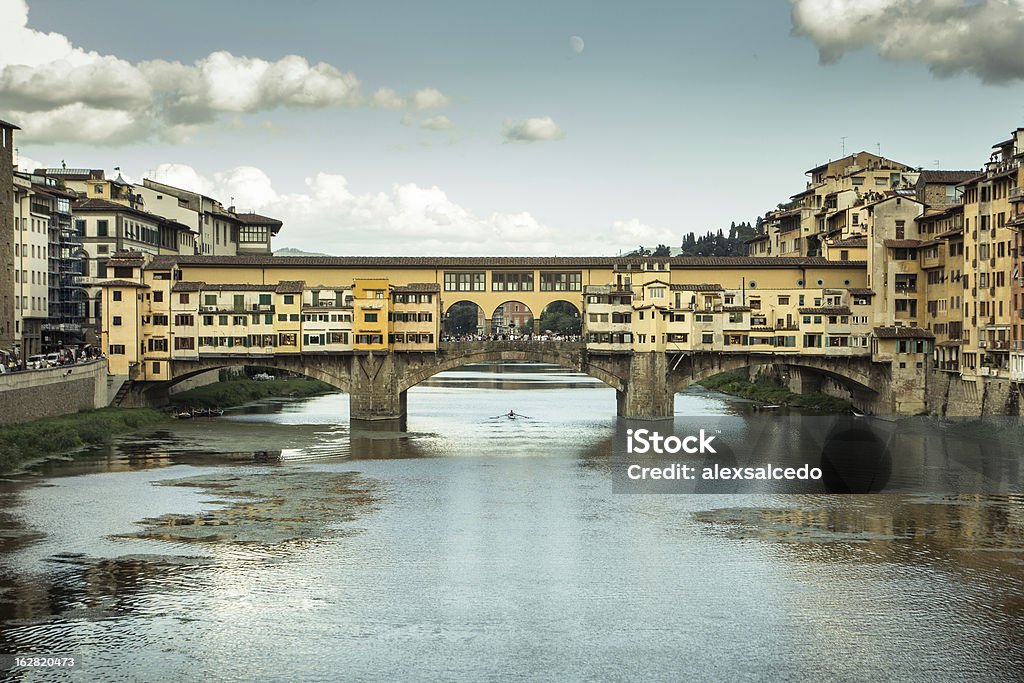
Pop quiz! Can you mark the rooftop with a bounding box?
[874,326,934,339]
[144,255,868,271]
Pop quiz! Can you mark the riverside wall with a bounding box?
[0,360,109,425]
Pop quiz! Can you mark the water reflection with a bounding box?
[0,362,1021,680]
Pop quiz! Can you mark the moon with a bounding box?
[570,35,585,54]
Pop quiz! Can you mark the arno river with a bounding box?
[1,363,1022,681]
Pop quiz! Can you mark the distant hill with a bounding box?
[274,247,330,257]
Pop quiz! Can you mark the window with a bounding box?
[153,315,168,326]
[96,220,108,237]
[174,314,194,326]
[112,290,122,302]
[364,312,379,323]
[112,316,122,326]
[279,333,297,346]
[701,333,714,344]
[777,296,789,305]
[148,338,168,352]
[896,220,906,239]
[284,295,295,304]
[259,294,271,306]
[492,271,534,291]
[108,344,125,354]
[444,272,486,291]
[179,293,190,304]
[219,315,228,325]
[204,294,217,306]
[649,286,665,298]
[540,272,582,291]
[153,291,163,303]
[174,337,195,350]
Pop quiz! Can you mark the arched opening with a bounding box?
[490,301,534,337]
[443,300,485,337]
[538,300,581,336]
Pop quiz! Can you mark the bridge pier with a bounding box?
[349,353,407,426]
[617,352,674,419]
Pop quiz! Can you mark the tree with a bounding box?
[652,244,671,256]
[444,302,481,335]
[539,301,580,335]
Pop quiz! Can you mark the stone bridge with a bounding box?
[123,341,913,423]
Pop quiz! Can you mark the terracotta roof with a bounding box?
[171,281,206,292]
[883,239,922,249]
[236,212,284,231]
[799,307,852,316]
[0,119,20,129]
[917,239,942,248]
[722,306,751,312]
[744,233,770,243]
[392,282,441,293]
[275,280,305,294]
[917,170,979,184]
[849,288,875,297]
[97,279,149,288]
[874,326,934,339]
[936,340,964,347]
[749,327,775,333]
[935,227,964,239]
[144,255,866,270]
[180,282,278,292]
[830,237,867,248]
[72,197,192,230]
[669,284,724,292]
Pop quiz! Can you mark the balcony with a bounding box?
[1011,186,1024,202]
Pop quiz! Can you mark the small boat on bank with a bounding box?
[174,410,193,419]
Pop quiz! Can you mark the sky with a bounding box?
[3,0,1024,256]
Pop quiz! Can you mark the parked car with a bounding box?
[45,352,61,366]
[27,354,46,369]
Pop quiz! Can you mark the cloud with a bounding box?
[419,115,455,131]
[790,0,1024,83]
[610,219,676,248]
[502,116,565,143]
[147,163,565,255]
[0,0,451,143]
[370,87,405,109]
[412,87,452,110]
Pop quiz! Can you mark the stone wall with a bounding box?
[927,368,1023,416]
[0,360,109,425]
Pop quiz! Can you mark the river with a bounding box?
[0,362,1022,682]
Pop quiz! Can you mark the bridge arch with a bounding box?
[397,343,628,394]
[167,357,352,394]
[489,301,534,336]
[669,353,878,398]
[442,300,485,335]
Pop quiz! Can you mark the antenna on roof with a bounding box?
[875,143,881,155]
[840,136,847,156]
[934,160,940,168]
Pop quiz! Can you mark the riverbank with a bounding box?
[169,377,334,409]
[0,408,168,473]
[697,369,853,413]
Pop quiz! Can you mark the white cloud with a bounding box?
[13,152,47,173]
[0,0,452,143]
[420,115,454,131]
[502,116,565,143]
[148,163,566,255]
[370,87,405,109]
[412,87,452,110]
[610,218,676,250]
[791,0,1024,83]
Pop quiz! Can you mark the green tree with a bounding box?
[539,301,581,335]
[652,244,671,256]
[444,302,481,335]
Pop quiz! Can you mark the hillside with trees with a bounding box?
[626,220,761,258]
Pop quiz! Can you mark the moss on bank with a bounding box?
[0,408,168,473]
[697,369,853,414]
[169,377,334,409]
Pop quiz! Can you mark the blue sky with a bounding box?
[4,0,1024,255]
